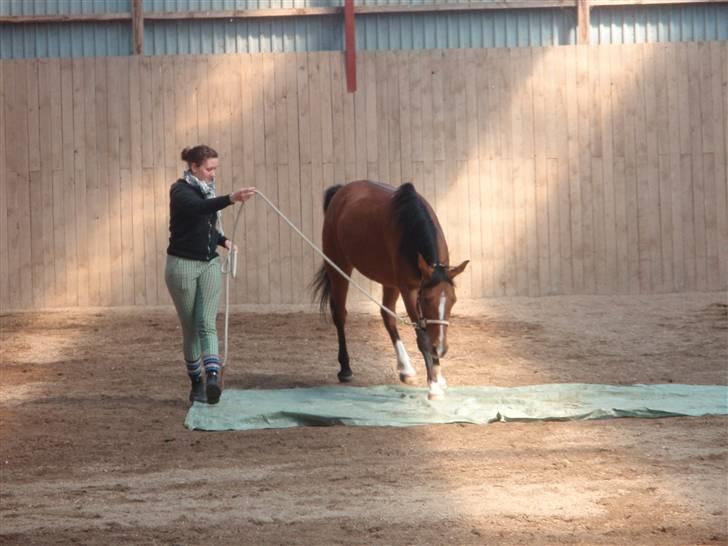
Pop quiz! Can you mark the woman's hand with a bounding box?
[230,187,256,204]
[224,239,238,252]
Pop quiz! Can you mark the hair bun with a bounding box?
[180,147,190,162]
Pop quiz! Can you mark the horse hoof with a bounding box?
[399,373,417,385]
[338,372,353,383]
[427,391,445,401]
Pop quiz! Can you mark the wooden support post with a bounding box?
[344,0,357,93]
[577,0,590,45]
[132,0,144,55]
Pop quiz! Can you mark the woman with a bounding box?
[166,144,255,405]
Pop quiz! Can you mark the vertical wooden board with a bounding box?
[81,58,101,306]
[587,46,606,295]
[634,44,652,293]
[564,46,582,293]
[262,54,281,304]
[666,44,684,291]
[488,158,506,296]
[28,169,44,307]
[45,61,63,304]
[339,55,356,181]
[711,42,728,289]
[150,58,169,305]
[308,54,326,291]
[532,50,550,296]
[475,51,488,163]
[678,44,697,291]
[128,57,146,304]
[26,61,44,307]
[228,56,244,304]
[431,50,445,166]
[420,52,435,204]
[104,58,122,306]
[114,58,133,306]
[238,55,256,302]
[543,51,561,295]
[621,46,640,294]
[480,159,495,296]
[546,156,562,295]
[195,56,209,146]
[60,58,77,307]
[464,51,482,297]
[396,52,411,183]
[364,53,379,179]
[10,63,32,309]
[374,52,390,183]
[286,54,302,301]
[316,53,334,259]
[26,61,41,174]
[142,167,158,305]
[329,53,346,183]
[352,54,367,178]
[575,45,594,294]
[698,44,717,290]
[643,43,663,293]
[598,45,616,295]
[72,59,89,307]
[555,47,572,295]
[385,51,401,183]
[688,43,707,291]
[654,45,673,292]
[250,54,268,303]
[94,57,112,305]
[270,55,291,304]
[611,54,629,293]
[412,52,424,166]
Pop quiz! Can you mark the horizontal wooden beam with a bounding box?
[143,7,342,20]
[0,0,725,24]
[0,13,130,24]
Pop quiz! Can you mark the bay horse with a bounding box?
[312,180,468,400]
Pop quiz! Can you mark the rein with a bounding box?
[221,189,447,366]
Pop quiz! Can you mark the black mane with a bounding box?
[392,183,443,277]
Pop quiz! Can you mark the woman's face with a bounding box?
[190,157,219,182]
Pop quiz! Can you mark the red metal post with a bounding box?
[344,0,356,93]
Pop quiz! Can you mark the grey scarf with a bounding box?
[183,169,224,235]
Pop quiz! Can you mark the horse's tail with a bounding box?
[323,184,342,212]
[311,185,341,318]
[311,262,331,317]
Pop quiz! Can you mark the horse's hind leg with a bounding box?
[381,286,416,385]
[328,266,354,382]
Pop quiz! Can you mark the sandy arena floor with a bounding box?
[1,292,726,545]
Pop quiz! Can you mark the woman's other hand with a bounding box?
[224,239,238,252]
[230,187,256,203]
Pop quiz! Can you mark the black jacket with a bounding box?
[167,180,232,262]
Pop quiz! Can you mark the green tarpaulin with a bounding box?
[184,383,728,431]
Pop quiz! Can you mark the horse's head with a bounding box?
[416,254,469,359]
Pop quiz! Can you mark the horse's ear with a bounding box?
[449,260,469,279]
[417,254,434,280]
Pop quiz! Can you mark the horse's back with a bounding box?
[322,180,400,283]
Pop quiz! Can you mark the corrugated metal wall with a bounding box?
[1,1,727,58]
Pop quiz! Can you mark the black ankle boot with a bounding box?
[189,378,206,403]
[206,372,221,405]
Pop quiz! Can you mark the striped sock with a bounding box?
[186,358,202,381]
[203,355,221,376]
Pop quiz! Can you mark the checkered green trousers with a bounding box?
[165,255,222,362]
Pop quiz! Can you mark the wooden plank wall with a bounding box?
[1,42,726,311]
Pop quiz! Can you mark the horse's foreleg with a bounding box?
[402,288,442,399]
[328,270,353,383]
[381,287,416,385]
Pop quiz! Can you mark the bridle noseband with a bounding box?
[415,263,451,331]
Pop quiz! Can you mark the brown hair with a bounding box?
[180,145,218,166]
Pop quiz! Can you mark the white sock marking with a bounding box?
[395,340,416,376]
